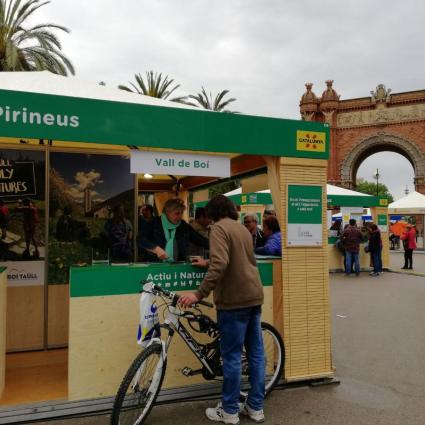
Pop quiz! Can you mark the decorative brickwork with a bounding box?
[299,83,425,193]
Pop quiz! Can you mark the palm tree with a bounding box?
[0,0,74,75]
[118,71,187,103]
[188,87,237,112]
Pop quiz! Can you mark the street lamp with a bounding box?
[373,168,380,196]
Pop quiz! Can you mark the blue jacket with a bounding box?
[254,232,282,256]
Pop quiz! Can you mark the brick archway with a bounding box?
[340,132,425,189]
[299,81,425,194]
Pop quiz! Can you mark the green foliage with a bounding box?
[187,87,238,112]
[0,0,74,74]
[118,71,187,102]
[208,179,240,198]
[356,179,394,202]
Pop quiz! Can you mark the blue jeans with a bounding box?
[371,249,382,273]
[217,306,265,414]
[345,250,360,275]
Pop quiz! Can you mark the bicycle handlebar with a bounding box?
[142,281,213,308]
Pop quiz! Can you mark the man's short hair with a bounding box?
[349,218,356,226]
[143,204,154,214]
[243,213,258,224]
[194,207,207,220]
[163,198,186,213]
[206,195,238,222]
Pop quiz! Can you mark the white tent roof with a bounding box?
[326,184,371,197]
[0,71,197,110]
[388,191,425,214]
[224,184,371,198]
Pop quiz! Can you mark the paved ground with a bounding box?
[389,250,425,274]
[33,271,425,425]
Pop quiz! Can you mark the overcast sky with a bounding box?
[34,0,422,200]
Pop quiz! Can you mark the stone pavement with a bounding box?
[389,250,425,275]
[32,271,425,425]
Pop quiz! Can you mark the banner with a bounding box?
[131,150,230,177]
[287,184,323,246]
[0,260,45,286]
[0,159,36,197]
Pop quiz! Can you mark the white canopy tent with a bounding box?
[388,191,425,214]
[0,71,197,110]
[224,184,372,198]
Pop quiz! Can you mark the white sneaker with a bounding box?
[206,403,240,424]
[239,403,265,423]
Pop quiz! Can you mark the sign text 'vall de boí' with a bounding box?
[130,150,230,178]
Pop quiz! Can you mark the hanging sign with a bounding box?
[0,159,36,197]
[287,184,323,246]
[130,151,230,177]
[377,214,388,232]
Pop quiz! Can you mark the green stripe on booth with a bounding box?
[0,89,329,159]
[70,261,274,298]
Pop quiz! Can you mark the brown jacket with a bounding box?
[196,217,264,310]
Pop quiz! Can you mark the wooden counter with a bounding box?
[68,260,280,401]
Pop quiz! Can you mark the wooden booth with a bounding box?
[0,71,332,418]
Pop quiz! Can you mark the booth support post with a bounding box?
[279,157,333,381]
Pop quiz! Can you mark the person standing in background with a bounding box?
[401,224,417,269]
[368,224,382,276]
[342,219,362,276]
[243,213,265,249]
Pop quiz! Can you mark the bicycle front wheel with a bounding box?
[240,322,285,398]
[110,343,166,425]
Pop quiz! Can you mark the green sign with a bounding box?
[0,88,329,159]
[70,262,273,298]
[378,214,387,225]
[287,185,323,246]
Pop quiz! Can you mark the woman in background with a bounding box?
[368,224,382,276]
[254,215,282,257]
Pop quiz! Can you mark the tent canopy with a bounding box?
[0,71,329,158]
[388,191,425,214]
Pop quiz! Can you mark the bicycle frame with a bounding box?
[154,302,217,377]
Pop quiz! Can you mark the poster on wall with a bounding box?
[2,260,45,286]
[48,153,134,284]
[341,207,363,228]
[0,150,46,276]
[287,184,323,246]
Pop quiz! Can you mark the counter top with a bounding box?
[70,260,279,298]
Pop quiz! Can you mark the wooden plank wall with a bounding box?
[0,270,6,398]
[6,286,44,351]
[279,157,333,381]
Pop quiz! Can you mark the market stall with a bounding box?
[0,71,331,413]
[389,191,425,250]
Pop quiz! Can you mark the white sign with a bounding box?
[287,224,322,246]
[131,151,230,177]
[341,207,363,228]
[0,260,45,286]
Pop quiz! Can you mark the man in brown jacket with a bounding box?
[179,195,265,424]
[341,218,363,276]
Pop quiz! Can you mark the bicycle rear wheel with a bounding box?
[110,343,166,425]
[240,322,284,398]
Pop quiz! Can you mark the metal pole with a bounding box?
[376,168,379,196]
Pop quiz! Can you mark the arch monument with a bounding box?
[299,81,425,194]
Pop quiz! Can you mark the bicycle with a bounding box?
[110,281,285,425]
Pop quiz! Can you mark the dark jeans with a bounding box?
[345,250,360,275]
[217,305,265,414]
[371,249,382,273]
[404,249,413,268]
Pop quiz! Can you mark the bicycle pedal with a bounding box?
[181,367,192,376]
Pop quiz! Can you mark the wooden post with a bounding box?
[279,157,333,381]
